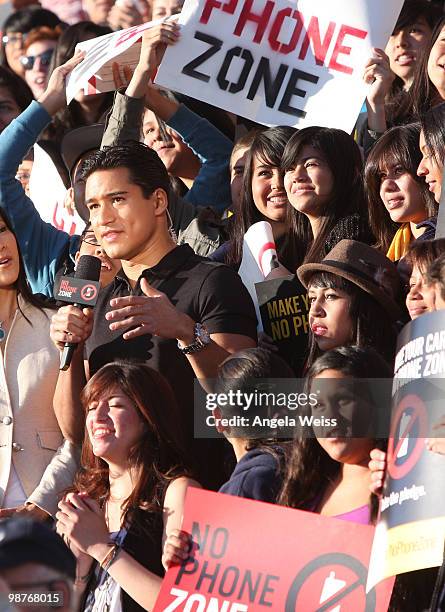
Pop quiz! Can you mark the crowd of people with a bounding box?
[1,0,445,610]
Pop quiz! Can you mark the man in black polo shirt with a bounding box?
[50,141,257,488]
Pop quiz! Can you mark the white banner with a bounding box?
[155,0,404,131]
[29,144,85,236]
[65,18,170,103]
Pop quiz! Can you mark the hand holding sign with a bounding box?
[363,48,394,107]
[425,415,445,455]
[137,21,181,75]
[368,448,387,497]
[38,50,86,116]
[162,529,193,569]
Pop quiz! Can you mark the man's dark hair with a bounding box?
[79,141,171,199]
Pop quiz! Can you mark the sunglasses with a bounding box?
[20,49,53,71]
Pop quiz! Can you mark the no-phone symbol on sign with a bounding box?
[387,394,428,480]
[285,552,377,611]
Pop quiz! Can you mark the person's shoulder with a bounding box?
[164,476,202,504]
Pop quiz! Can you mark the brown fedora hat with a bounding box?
[297,240,403,321]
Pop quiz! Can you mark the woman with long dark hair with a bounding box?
[224,126,302,271]
[365,123,437,259]
[297,240,403,368]
[417,101,445,204]
[278,346,391,524]
[282,127,374,265]
[366,13,445,141]
[0,207,77,519]
[56,361,200,611]
[360,0,436,148]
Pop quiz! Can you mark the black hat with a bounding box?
[0,518,76,579]
[61,124,104,221]
[61,123,104,178]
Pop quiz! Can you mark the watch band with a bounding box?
[177,323,210,355]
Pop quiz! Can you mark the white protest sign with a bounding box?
[155,0,404,131]
[66,17,172,103]
[238,220,278,331]
[29,144,85,236]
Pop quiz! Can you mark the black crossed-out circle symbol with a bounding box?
[285,552,376,611]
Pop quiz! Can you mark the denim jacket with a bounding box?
[0,101,79,296]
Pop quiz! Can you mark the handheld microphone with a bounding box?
[54,254,101,371]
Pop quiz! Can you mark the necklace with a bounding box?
[0,308,17,343]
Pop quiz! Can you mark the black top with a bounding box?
[324,213,374,257]
[86,244,258,488]
[84,507,165,612]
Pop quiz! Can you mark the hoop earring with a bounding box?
[166,208,178,243]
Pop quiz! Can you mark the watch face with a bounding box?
[196,323,211,344]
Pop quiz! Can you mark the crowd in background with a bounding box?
[1,0,445,610]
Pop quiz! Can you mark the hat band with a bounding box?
[320,259,383,292]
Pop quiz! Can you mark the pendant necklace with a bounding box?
[0,322,5,342]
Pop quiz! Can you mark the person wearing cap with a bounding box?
[0,517,76,612]
[297,240,405,368]
[0,52,122,297]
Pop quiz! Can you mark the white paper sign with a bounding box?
[66,18,167,103]
[155,0,404,131]
[29,144,85,237]
[238,221,278,331]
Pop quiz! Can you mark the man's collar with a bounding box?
[114,244,195,289]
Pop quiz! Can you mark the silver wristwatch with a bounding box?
[177,323,211,355]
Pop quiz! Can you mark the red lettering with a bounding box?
[60,279,70,291]
[200,0,238,24]
[234,0,274,44]
[115,25,141,47]
[329,24,367,75]
[298,16,336,65]
[268,8,303,54]
[52,204,64,231]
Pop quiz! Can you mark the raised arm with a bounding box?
[0,53,84,296]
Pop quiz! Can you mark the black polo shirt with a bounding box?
[85,244,257,488]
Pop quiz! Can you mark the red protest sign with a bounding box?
[387,393,429,481]
[154,488,393,611]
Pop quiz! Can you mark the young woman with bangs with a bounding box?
[282,127,374,265]
[365,123,437,260]
[297,240,403,369]
[217,125,303,272]
[359,0,436,151]
[55,361,200,611]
